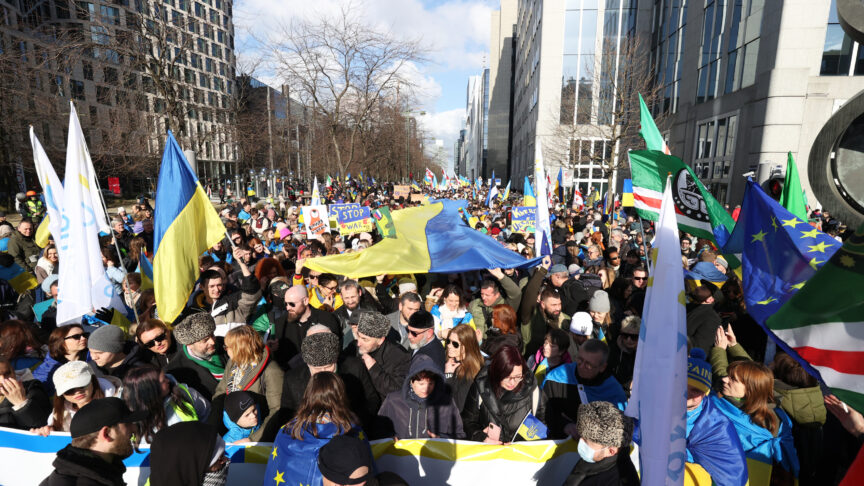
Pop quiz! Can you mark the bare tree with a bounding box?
[546,36,664,205]
[268,4,427,180]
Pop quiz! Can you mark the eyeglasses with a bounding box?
[632,276,646,281]
[577,357,603,370]
[502,374,524,385]
[141,332,167,349]
[324,285,338,291]
[407,328,428,337]
[444,339,460,349]
[64,332,90,341]
[621,333,639,342]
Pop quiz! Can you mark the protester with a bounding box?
[33,324,89,394]
[148,421,230,486]
[270,284,341,369]
[0,357,51,430]
[405,309,445,368]
[463,345,539,444]
[213,325,283,442]
[355,311,411,401]
[189,248,261,326]
[39,398,143,486]
[467,269,522,337]
[222,390,259,443]
[122,365,211,444]
[481,303,523,357]
[386,292,422,350]
[135,319,178,370]
[34,360,121,435]
[35,245,59,284]
[309,273,344,311]
[318,435,409,486]
[444,324,484,413]
[8,220,39,272]
[0,319,44,375]
[376,354,465,439]
[528,327,571,385]
[87,325,141,380]
[566,312,593,360]
[687,286,722,354]
[334,279,380,336]
[607,316,639,387]
[430,284,475,340]
[166,313,227,398]
[560,401,639,485]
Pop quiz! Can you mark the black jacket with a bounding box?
[375,354,464,440]
[140,339,179,370]
[39,445,126,486]
[271,307,341,369]
[562,453,640,486]
[0,379,51,429]
[366,340,411,402]
[462,366,539,442]
[412,338,445,371]
[165,343,226,399]
[607,340,636,387]
[280,355,381,429]
[686,303,721,354]
[89,342,144,381]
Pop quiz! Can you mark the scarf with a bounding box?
[183,345,225,379]
[202,460,229,486]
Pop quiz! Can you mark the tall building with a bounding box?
[463,69,489,179]
[454,129,467,176]
[507,0,643,195]
[488,0,518,181]
[650,0,864,207]
[0,0,237,188]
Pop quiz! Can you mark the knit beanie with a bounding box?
[224,391,256,423]
[569,312,593,336]
[688,348,712,394]
[589,290,610,313]
[88,325,126,353]
[357,312,391,339]
[577,401,633,449]
[173,312,216,345]
[301,332,340,367]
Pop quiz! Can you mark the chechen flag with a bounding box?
[766,224,864,414]
[639,93,671,155]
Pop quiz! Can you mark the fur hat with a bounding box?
[620,316,641,335]
[301,332,340,367]
[357,312,391,339]
[688,348,712,394]
[173,312,216,345]
[577,401,633,449]
[88,325,125,353]
[408,310,434,330]
[589,290,610,313]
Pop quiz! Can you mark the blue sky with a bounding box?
[233,0,498,168]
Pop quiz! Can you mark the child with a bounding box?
[222,391,259,444]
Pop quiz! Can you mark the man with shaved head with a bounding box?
[269,285,341,370]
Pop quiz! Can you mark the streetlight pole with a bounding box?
[266,87,275,197]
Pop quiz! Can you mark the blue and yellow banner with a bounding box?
[0,262,38,293]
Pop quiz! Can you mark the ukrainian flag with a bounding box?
[139,253,154,291]
[0,262,38,293]
[411,181,421,192]
[523,176,536,206]
[305,200,541,278]
[516,412,548,441]
[152,131,226,324]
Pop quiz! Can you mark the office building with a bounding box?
[463,69,489,180]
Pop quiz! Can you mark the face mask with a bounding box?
[577,438,601,463]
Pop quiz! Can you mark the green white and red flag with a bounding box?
[638,93,671,155]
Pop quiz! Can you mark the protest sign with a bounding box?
[393,185,410,199]
[511,206,537,233]
[373,206,396,238]
[301,205,329,239]
[328,202,360,219]
[410,193,425,203]
[336,205,373,235]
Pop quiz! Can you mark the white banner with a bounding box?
[30,127,64,241]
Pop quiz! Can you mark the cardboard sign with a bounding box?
[373,206,396,238]
[336,205,373,235]
[393,185,410,199]
[301,205,330,239]
[410,193,425,203]
[511,206,537,233]
[329,202,360,219]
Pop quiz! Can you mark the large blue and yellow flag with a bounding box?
[152,131,226,324]
[516,412,548,441]
[305,200,542,278]
[138,253,154,291]
[555,168,564,201]
[522,176,536,206]
[0,262,38,294]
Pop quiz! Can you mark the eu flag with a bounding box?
[516,412,548,441]
[721,179,839,351]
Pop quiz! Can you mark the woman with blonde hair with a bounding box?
[213,325,283,441]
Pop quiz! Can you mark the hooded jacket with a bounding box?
[213,348,283,442]
[39,445,126,486]
[462,365,540,442]
[376,354,464,440]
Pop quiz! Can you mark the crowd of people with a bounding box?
[0,181,861,486]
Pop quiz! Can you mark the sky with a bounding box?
[233,0,498,171]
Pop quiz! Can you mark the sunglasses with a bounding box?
[141,332,167,349]
[633,276,646,281]
[610,256,620,260]
[64,332,90,341]
[444,339,460,349]
[621,333,639,341]
[308,275,320,280]
[286,301,298,308]
[407,329,428,337]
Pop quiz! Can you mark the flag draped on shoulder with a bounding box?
[780,152,808,222]
[57,102,115,325]
[638,93,671,154]
[625,177,688,486]
[534,142,552,256]
[629,150,735,247]
[152,131,226,324]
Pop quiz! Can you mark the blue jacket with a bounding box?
[264,422,366,486]
[222,408,259,444]
[713,394,800,476]
[687,395,748,486]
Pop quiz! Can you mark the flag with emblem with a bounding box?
[766,222,864,414]
[515,411,548,441]
[629,150,736,247]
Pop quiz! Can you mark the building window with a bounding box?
[694,114,737,194]
[821,19,854,74]
[82,61,93,80]
[696,0,726,103]
[100,5,120,25]
[97,86,113,105]
[70,79,85,100]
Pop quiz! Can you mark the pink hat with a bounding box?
[279,227,292,240]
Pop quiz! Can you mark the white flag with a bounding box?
[311,177,320,206]
[533,141,552,256]
[625,177,688,485]
[29,127,64,239]
[56,102,115,325]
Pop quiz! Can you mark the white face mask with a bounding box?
[577,438,603,463]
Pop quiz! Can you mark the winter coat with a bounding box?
[164,344,226,399]
[467,276,522,336]
[412,338,446,371]
[213,348,283,442]
[386,311,411,350]
[139,339,179,371]
[188,273,262,326]
[222,407,259,443]
[280,355,381,429]
[39,445,126,486]
[686,303,721,354]
[607,339,636,387]
[88,342,144,381]
[561,453,640,486]
[376,354,465,440]
[270,307,341,369]
[0,378,51,429]
[481,329,523,358]
[536,365,627,439]
[365,340,411,402]
[462,366,540,442]
[8,230,40,272]
[519,267,571,357]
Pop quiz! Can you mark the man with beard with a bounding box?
[387,292,422,350]
[40,397,144,486]
[166,313,227,398]
[355,312,410,401]
[334,279,381,345]
[519,257,571,358]
[270,285,341,369]
[405,310,444,369]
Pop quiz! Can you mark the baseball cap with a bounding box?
[70,397,147,438]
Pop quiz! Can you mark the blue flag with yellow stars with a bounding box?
[721,179,840,328]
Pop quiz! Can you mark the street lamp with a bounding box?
[403,110,426,182]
